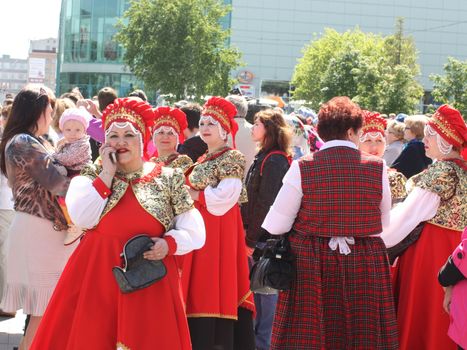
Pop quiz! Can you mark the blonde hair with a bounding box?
[404,115,429,139]
[387,120,405,140]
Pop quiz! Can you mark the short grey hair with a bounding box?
[226,95,248,118]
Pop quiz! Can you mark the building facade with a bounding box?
[57,0,139,98]
[0,55,28,102]
[229,0,467,97]
[57,0,467,100]
[28,38,58,92]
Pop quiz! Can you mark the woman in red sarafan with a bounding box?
[382,104,467,350]
[182,96,256,350]
[262,96,398,349]
[358,110,407,205]
[150,106,193,172]
[30,97,206,350]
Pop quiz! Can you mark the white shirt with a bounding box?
[204,178,243,216]
[381,187,439,247]
[66,176,206,255]
[262,140,392,253]
[0,174,13,210]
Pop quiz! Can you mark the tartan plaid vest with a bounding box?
[293,146,384,237]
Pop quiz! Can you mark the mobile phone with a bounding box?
[109,152,117,164]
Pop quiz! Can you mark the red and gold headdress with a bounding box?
[102,97,155,158]
[361,110,387,137]
[202,96,238,147]
[429,104,467,148]
[153,106,188,144]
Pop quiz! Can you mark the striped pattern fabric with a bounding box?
[271,234,398,350]
[293,147,383,237]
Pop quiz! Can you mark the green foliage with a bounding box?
[116,0,241,100]
[383,17,419,70]
[430,57,467,119]
[377,65,423,115]
[291,19,423,114]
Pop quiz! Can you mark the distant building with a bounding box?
[0,55,28,102]
[57,0,467,102]
[229,1,467,98]
[28,38,58,92]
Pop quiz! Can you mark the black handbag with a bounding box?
[387,222,425,265]
[112,234,167,293]
[249,233,296,294]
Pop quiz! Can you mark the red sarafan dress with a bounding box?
[182,147,255,319]
[389,159,467,350]
[31,163,203,350]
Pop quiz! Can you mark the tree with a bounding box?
[291,20,423,114]
[430,57,467,119]
[116,0,242,100]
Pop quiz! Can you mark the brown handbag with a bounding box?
[387,222,425,264]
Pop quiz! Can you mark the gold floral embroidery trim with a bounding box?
[203,106,230,130]
[237,290,253,307]
[154,117,181,134]
[362,121,385,134]
[105,108,146,136]
[431,112,463,145]
[187,312,239,320]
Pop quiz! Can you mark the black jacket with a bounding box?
[438,255,465,287]
[241,150,290,248]
[178,136,207,163]
[391,139,432,179]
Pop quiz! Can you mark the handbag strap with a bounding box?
[260,151,292,176]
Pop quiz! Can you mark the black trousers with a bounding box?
[188,308,255,350]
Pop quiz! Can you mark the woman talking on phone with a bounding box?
[30,97,205,350]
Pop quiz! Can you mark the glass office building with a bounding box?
[58,0,467,101]
[57,0,139,97]
[57,0,234,98]
[229,0,467,98]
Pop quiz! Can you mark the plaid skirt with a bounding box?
[271,234,398,350]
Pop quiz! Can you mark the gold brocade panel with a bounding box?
[388,170,407,203]
[151,154,193,173]
[80,163,194,230]
[408,160,467,231]
[188,149,247,203]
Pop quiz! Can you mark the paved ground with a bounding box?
[0,310,25,350]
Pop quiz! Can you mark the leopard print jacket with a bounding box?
[5,133,70,230]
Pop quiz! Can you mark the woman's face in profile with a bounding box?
[251,118,266,143]
[36,103,53,136]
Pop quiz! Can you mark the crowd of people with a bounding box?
[0,84,465,350]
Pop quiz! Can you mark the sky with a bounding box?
[1,0,62,59]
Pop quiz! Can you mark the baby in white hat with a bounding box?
[54,107,92,176]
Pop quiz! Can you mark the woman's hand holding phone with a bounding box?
[99,143,117,187]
